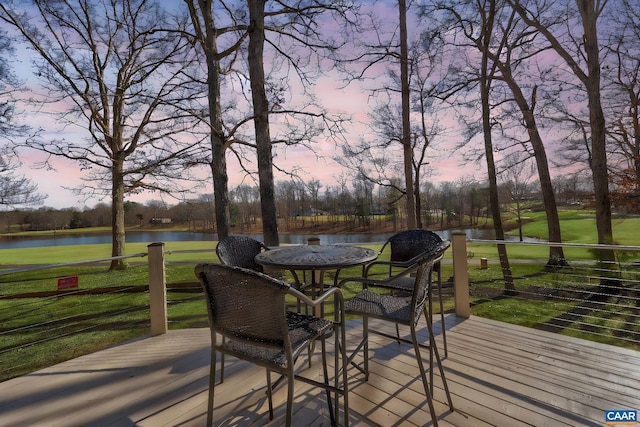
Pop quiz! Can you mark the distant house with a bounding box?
[150,217,172,224]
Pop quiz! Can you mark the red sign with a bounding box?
[57,275,79,290]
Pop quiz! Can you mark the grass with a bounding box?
[2,209,640,381]
[470,297,576,327]
[1,226,114,236]
[0,240,218,265]
[512,209,640,245]
[463,259,640,349]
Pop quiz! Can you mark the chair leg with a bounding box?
[346,316,369,380]
[339,320,350,427]
[266,369,274,420]
[427,277,435,395]
[207,348,216,426]
[220,335,225,383]
[320,337,337,426]
[425,309,454,412]
[411,325,440,426]
[363,316,370,380]
[286,370,295,427]
[436,264,448,358]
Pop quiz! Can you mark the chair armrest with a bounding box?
[339,261,421,290]
[288,286,342,307]
[288,286,345,322]
[363,258,417,279]
[365,242,448,277]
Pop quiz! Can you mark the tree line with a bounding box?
[2,172,596,235]
[0,1,638,277]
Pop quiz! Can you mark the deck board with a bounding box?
[1,315,639,426]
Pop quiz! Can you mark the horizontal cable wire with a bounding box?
[470,240,640,347]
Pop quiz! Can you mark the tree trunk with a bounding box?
[248,0,279,246]
[526,113,567,266]
[578,0,616,283]
[580,2,609,238]
[185,0,231,240]
[209,57,230,241]
[482,0,514,292]
[634,103,640,186]
[478,5,567,267]
[110,158,126,270]
[511,0,616,283]
[415,173,423,229]
[414,135,423,228]
[399,0,416,229]
[510,83,567,266]
[631,97,640,185]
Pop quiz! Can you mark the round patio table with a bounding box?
[255,244,378,291]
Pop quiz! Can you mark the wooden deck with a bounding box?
[1,315,639,426]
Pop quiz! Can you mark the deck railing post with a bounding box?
[307,237,322,316]
[308,236,321,283]
[452,231,470,318]
[148,242,168,335]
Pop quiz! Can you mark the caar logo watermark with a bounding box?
[606,410,638,425]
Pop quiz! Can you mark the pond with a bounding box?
[0,228,532,250]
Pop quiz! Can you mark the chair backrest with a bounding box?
[387,229,449,263]
[216,236,269,272]
[410,257,436,326]
[195,263,289,347]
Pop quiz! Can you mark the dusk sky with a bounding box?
[14,72,478,210]
[5,1,530,210]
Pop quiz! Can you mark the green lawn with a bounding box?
[513,209,640,245]
[1,210,639,382]
[0,240,218,265]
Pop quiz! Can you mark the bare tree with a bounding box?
[437,0,567,266]
[307,178,322,224]
[186,1,355,245]
[246,0,279,246]
[0,149,45,208]
[478,0,515,291]
[184,0,247,241]
[335,1,421,229]
[0,30,22,140]
[429,0,514,290]
[500,153,535,242]
[0,30,44,209]
[337,29,447,229]
[1,0,200,269]
[510,0,616,274]
[409,31,448,228]
[230,184,260,232]
[602,0,640,213]
[251,0,358,244]
[399,0,416,228]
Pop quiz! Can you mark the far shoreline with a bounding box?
[1,220,492,239]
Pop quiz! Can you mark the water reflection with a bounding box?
[0,231,214,249]
[0,227,539,250]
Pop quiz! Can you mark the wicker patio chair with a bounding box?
[365,229,450,356]
[215,235,269,272]
[339,253,454,426]
[214,235,271,382]
[195,263,349,427]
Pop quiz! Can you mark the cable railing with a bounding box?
[1,236,639,382]
[0,251,152,381]
[456,234,640,349]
